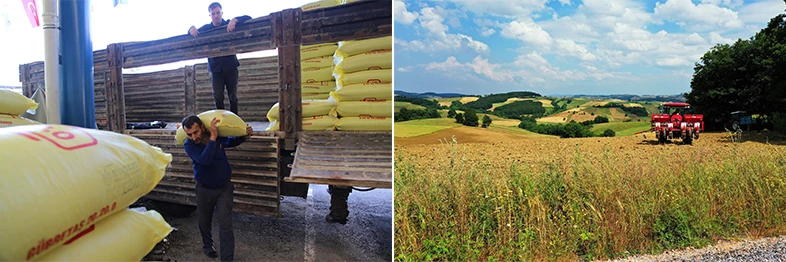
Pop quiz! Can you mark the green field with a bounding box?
[591,121,651,136]
[394,102,426,112]
[394,118,460,138]
[566,98,589,109]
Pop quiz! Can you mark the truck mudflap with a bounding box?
[286,131,392,188]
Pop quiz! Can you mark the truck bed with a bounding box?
[286,131,392,188]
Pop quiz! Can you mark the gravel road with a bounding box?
[606,236,786,262]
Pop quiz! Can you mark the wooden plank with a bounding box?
[121,18,276,69]
[275,9,303,141]
[289,131,392,188]
[106,44,126,133]
[185,65,196,116]
[300,0,392,45]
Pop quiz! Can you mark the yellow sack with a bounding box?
[302,92,331,100]
[301,43,338,60]
[301,55,334,69]
[303,115,338,131]
[267,100,337,122]
[265,115,338,131]
[334,49,392,75]
[337,69,392,87]
[331,83,392,102]
[265,120,278,131]
[301,0,341,11]
[336,116,392,131]
[302,66,334,83]
[344,0,363,3]
[0,124,172,261]
[175,110,248,146]
[0,114,41,128]
[36,209,173,262]
[335,36,393,58]
[0,89,38,115]
[302,81,336,93]
[334,100,392,117]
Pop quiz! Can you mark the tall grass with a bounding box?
[394,138,786,261]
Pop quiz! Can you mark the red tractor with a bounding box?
[650,102,704,144]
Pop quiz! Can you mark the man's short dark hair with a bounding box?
[182,115,203,130]
[208,2,222,10]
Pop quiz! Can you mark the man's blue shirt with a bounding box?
[184,136,247,188]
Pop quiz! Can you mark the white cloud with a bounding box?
[394,0,419,25]
[501,19,553,48]
[448,0,550,18]
[419,7,448,34]
[467,56,514,82]
[559,0,571,5]
[654,0,744,30]
[397,5,490,53]
[685,33,707,45]
[481,28,496,37]
[425,56,463,71]
[708,32,735,45]
[737,0,785,24]
[700,0,744,8]
[556,39,597,61]
[397,66,414,72]
[656,57,692,67]
[395,38,427,51]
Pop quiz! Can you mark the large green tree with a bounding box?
[686,14,786,130]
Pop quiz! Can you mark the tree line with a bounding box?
[685,13,786,132]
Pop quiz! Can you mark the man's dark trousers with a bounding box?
[196,181,234,261]
[210,68,239,115]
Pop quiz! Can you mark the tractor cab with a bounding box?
[730,111,753,131]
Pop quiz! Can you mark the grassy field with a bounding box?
[591,121,651,136]
[395,132,786,261]
[395,102,426,112]
[394,118,460,138]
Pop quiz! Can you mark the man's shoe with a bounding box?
[204,247,218,258]
[325,214,348,225]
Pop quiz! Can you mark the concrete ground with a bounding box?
[142,184,392,262]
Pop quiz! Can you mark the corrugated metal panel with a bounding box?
[126,129,281,217]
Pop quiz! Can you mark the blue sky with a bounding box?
[394,0,785,96]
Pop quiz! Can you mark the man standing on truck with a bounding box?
[188,2,252,116]
[182,115,253,261]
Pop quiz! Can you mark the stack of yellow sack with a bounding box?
[265,100,338,131]
[301,43,338,100]
[0,89,41,128]
[0,124,174,261]
[331,36,393,131]
[300,0,342,11]
[175,109,250,146]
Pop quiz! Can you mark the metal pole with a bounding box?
[42,0,60,124]
[59,0,95,128]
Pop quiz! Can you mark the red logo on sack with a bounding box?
[359,115,386,120]
[360,98,387,102]
[16,126,99,151]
